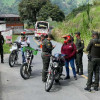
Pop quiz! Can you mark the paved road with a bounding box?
[0,35,100,100]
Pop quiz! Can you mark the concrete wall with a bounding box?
[0,24,6,31]
[1,30,12,39]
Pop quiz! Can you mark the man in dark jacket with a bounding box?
[0,31,4,63]
[84,31,100,92]
[75,32,84,75]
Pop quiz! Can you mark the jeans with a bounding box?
[65,58,76,77]
[21,48,26,63]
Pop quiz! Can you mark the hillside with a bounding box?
[0,0,94,15]
[52,4,100,49]
[0,0,21,14]
[51,0,93,15]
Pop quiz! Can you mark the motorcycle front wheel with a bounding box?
[20,63,31,79]
[9,52,17,67]
[45,70,54,92]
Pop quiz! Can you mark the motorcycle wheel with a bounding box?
[20,63,31,79]
[45,70,54,92]
[9,52,16,67]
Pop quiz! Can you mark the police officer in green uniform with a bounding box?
[84,31,100,92]
[0,31,4,63]
[41,34,55,82]
[75,32,84,75]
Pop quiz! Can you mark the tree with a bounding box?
[19,0,48,25]
[50,5,65,21]
[18,0,65,25]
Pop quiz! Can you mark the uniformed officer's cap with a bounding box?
[48,34,54,40]
[92,31,98,36]
[75,32,80,35]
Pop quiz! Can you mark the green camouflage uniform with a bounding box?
[41,38,53,82]
[75,38,84,74]
[86,38,100,88]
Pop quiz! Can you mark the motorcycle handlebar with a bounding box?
[35,49,41,51]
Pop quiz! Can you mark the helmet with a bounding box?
[63,35,71,44]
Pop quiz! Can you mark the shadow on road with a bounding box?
[47,78,73,92]
[30,69,42,78]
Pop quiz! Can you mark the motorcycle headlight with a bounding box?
[53,62,58,68]
[27,54,29,57]
[26,52,30,57]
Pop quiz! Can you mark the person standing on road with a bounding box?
[0,31,4,63]
[84,31,100,92]
[61,35,77,80]
[75,32,84,75]
[41,34,55,82]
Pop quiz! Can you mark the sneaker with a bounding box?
[94,87,98,91]
[64,76,70,80]
[84,87,91,92]
[74,76,77,80]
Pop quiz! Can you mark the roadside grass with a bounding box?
[3,35,18,54]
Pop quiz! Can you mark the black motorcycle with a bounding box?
[45,53,66,92]
[9,41,21,67]
[20,47,39,79]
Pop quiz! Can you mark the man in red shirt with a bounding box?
[61,35,77,80]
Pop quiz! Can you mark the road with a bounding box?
[0,35,100,100]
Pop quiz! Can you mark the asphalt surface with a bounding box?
[0,35,100,100]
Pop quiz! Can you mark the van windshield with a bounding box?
[37,22,48,29]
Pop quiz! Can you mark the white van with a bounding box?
[34,21,49,39]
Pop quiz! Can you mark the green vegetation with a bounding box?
[0,0,21,14]
[19,0,65,26]
[0,0,95,15]
[50,0,93,15]
[2,0,16,7]
[4,35,18,54]
[52,4,100,50]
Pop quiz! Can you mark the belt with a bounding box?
[42,52,51,56]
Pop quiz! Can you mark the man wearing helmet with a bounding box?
[61,34,77,80]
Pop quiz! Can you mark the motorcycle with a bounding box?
[45,53,66,92]
[20,46,40,79]
[9,41,21,67]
